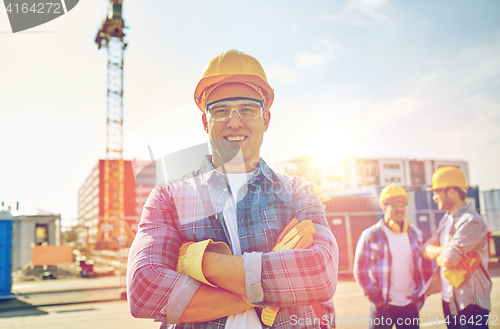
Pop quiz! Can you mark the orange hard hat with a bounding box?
[194,50,274,113]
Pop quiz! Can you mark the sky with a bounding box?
[1,0,499,226]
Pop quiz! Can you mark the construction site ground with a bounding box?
[1,261,499,329]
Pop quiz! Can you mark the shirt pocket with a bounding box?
[177,214,227,243]
[256,195,288,252]
[369,242,385,262]
[256,208,284,252]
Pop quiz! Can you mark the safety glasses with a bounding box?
[206,98,264,122]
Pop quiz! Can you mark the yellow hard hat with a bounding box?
[194,50,274,113]
[379,184,409,209]
[426,166,468,191]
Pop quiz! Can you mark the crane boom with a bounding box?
[94,0,130,250]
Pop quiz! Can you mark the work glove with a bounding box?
[176,239,232,287]
[272,218,316,251]
[261,219,316,326]
[443,252,481,288]
[176,240,258,318]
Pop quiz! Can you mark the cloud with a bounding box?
[338,95,423,137]
[267,37,340,83]
[268,36,500,175]
[346,0,389,17]
[316,0,396,27]
[293,38,337,68]
[265,62,302,84]
[294,52,329,68]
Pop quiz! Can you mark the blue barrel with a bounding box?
[0,218,12,296]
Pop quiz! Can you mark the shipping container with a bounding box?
[409,160,426,186]
[483,190,500,233]
[430,190,448,233]
[324,196,378,273]
[0,211,13,297]
[413,189,434,240]
[466,187,481,213]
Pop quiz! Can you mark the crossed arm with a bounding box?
[181,284,253,322]
[180,251,251,322]
[183,223,337,322]
[423,216,486,269]
[127,188,252,324]
[127,184,338,324]
[423,243,452,267]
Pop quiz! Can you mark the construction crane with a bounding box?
[94,0,133,250]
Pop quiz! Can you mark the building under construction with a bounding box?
[84,0,130,251]
[77,160,155,249]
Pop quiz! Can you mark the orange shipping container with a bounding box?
[32,245,72,266]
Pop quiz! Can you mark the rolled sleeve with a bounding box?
[160,275,201,323]
[440,245,465,267]
[242,251,264,304]
[443,215,488,266]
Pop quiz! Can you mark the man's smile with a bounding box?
[224,135,247,142]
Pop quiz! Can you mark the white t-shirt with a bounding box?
[439,215,453,303]
[382,224,416,306]
[222,171,261,329]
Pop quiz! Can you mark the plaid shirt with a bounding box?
[127,156,338,328]
[422,204,492,314]
[353,220,433,309]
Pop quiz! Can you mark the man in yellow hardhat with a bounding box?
[127,50,338,328]
[422,167,491,329]
[354,184,430,329]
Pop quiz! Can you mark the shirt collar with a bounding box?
[450,203,470,221]
[254,157,273,183]
[198,155,274,186]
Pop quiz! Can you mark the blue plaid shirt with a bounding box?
[127,156,338,328]
[353,220,433,309]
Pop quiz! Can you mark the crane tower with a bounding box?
[94,0,132,249]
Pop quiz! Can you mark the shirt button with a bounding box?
[216,173,219,176]
[223,188,228,192]
[215,215,218,219]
